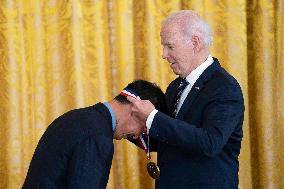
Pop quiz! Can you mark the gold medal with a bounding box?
[138,129,160,179]
[147,162,160,179]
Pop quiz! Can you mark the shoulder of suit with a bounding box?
[212,67,240,87]
[166,77,180,90]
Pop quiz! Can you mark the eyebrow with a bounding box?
[164,43,175,47]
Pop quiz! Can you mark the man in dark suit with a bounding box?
[22,80,167,189]
[128,10,245,189]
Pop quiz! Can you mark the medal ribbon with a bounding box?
[120,88,151,160]
[138,128,151,160]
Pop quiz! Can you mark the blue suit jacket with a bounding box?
[150,58,244,189]
[22,103,114,189]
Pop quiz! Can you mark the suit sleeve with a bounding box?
[150,85,244,157]
[66,136,113,189]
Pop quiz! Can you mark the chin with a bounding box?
[176,72,186,78]
[172,69,181,76]
[174,72,182,77]
[172,70,178,75]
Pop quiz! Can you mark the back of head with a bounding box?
[162,10,212,47]
[114,80,167,113]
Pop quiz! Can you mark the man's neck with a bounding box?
[185,49,210,77]
[195,48,210,66]
[109,100,128,130]
[109,100,120,120]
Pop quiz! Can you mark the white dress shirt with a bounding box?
[146,55,214,129]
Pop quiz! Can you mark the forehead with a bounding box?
[160,23,183,43]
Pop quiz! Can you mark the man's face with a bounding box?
[160,23,195,78]
[113,105,145,140]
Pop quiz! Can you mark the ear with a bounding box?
[191,35,202,53]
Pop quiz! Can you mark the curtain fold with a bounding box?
[0,1,283,189]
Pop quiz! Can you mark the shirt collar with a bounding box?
[103,102,116,131]
[185,54,214,85]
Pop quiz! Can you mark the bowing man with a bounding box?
[22,80,167,189]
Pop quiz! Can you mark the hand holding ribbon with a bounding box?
[126,96,155,123]
[121,88,160,179]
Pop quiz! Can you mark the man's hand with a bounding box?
[127,96,155,123]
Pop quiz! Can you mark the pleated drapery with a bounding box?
[0,1,283,189]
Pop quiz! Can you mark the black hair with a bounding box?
[114,80,167,113]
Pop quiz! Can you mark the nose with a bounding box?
[162,47,168,59]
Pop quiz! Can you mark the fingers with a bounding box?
[127,96,138,104]
[127,96,142,110]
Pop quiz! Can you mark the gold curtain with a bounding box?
[0,0,283,188]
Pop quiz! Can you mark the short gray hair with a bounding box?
[162,10,213,47]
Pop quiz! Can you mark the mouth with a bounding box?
[170,62,177,68]
[169,61,177,65]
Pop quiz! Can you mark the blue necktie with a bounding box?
[172,78,189,117]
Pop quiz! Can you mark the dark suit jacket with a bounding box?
[150,58,244,189]
[22,103,114,189]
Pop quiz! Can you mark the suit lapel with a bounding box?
[176,79,204,119]
[176,58,220,119]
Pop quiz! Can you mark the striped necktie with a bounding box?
[172,78,189,117]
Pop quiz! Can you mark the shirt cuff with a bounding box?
[146,109,158,130]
